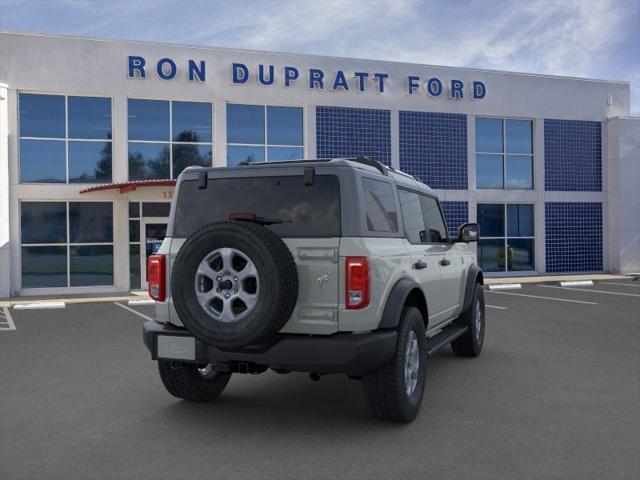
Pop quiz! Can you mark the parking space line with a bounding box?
[0,306,16,331]
[539,285,640,297]
[114,302,154,321]
[486,305,508,310]
[600,282,640,288]
[487,290,598,305]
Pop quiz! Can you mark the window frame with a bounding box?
[475,116,534,190]
[226,102,306,164]
[127,98,214,180]
[18,92,114,184]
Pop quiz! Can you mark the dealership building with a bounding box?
[0,31,638,297]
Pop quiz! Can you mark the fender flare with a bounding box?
[378,278,426,330]
[461,264,484,314]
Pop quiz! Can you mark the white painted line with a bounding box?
[560,280,593,287]
[488,284,522,291]
[0,306,16,331]
[114,302,155,321]
[128,299,156,306]
[486,305,507,310]
[539,285,640,298]
[14,301,66,310]
[601,282,640,288]
[487,290,598,305]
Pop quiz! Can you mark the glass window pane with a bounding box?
[475,118,503,153]
[68,96,112,139]
[267,106,303,145]
[142,202,171,217]
[478,239,505,272]
[21,202,67,244]
[507,204,534,237]
[20,139,66,183]
[19,93,65,138]
[506,120,532,154]
[172,101,212,143]
[172,144,212,178]
[399,190,426,243]
[507,238,535,271]
[70,245,113,286]
[128,99,169,141]
[227,145,265,165]
[129,220,140,242]
[227,104,264,144]
[130,244,141,290]
[69,202,113,243]
[420,196,448,242]
[128,142,170,180]
[506,155,533,189]
[362,178,398,233]
[129,202,140,218]
[267,146,304,162]
[21,246,68,288]
[476,154,504,189]
[68,141,112,183]
[477,204,505,237]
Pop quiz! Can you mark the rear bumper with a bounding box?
[143,320,397,375]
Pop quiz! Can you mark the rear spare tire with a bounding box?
[171,221,298,349]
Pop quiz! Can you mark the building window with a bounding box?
[477,203,535,272]
[476,118,533,189]
[19,93,112,184]
[226,104,304,165]
[128,99,213,180]
[20,202,114,288]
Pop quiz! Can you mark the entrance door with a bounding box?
[141,218,168,288]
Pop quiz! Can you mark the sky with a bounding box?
[1,0,639,114]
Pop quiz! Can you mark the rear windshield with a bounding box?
[172,175,341,238]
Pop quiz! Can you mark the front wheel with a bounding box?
[158,361,231,401]
[451,284,485,357]
[362,306,427,422]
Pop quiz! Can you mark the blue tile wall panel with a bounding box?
[399,111,467,190]
[316,106,391,165]
[441,201,469,237]
[544,119,602,191]
[545,202,603,272]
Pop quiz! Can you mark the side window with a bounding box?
[398,189,427,243]
[361,178,398,233]
[421,196,449,243]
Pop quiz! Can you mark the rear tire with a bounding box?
[451,284,485,357]
[158,361,231,401]
[362,306,427,422]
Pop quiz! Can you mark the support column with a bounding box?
[0,84,10,297]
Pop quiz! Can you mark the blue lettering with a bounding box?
[188,60,205,82]
[156,58,177,80]
[284,66,299,87]
[473,81,486,99]
[309,69,324,89]
[258,64,275,86]
[407,76,420,95]
[449,79,464,99]
[353,72,368,92]
[373,72,388,93]
[332,70,349,91]
[232,63,249,84]
[128,56,146,79]
[425,77,443,97]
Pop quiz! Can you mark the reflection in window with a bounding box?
[68,141,112,183]
[362,178,398,233]
[128,143,170,180]
[70,245,114,286]
[19,139,66,183]
[421,196,448,242]
[399,189,426,243]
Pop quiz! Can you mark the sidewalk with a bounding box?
[483,272,637,285]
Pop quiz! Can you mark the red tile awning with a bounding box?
[79,179,177,194]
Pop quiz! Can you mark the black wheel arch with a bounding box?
[378,278,429,330]
[461,264,484,314]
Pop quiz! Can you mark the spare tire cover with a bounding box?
[171,221,298,349]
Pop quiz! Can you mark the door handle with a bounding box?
[413,260,427,270]
[439,258,451,266]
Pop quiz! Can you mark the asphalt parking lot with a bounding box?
[1,280,639,480]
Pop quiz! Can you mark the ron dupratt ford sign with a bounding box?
[127,56,487,100]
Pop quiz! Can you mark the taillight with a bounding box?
[148,255,166,302]
[345,257,369,309]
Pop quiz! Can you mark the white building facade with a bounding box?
[0,32,638,297]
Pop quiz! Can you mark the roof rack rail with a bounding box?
[342,156,386,175]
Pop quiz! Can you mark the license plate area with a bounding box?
[156,335,196,361]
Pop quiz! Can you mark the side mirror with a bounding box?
[458,223,479,243]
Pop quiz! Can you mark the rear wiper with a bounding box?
[229,212,291,226]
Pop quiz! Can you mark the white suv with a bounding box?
[143,156,484,422]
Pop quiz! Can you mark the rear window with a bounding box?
[172,175,341,237]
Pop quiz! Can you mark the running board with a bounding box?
[426,325,468,358]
